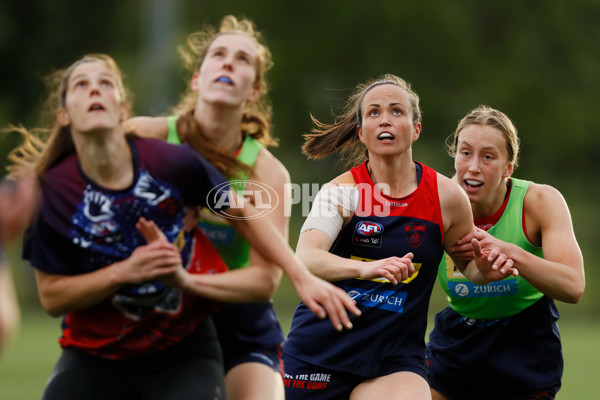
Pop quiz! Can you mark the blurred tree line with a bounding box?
[1,0,598,316]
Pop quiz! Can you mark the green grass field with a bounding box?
[0,303,596,399]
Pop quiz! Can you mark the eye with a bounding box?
[73,80,87,89]
[392,108,403,116]
[100,79,114,88]
[460,150,470,157]
[210,49,226,58]
[237,53,251,64]
[368,109,379,117]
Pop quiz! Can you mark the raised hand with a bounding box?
[471,237,518,281]
[135,217,187,288]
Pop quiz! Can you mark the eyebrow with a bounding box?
[70,72,114,82]
[366,102,405,108]
[210,46,254,57]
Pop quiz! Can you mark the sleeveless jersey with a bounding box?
[437,178,544,319]
[22,137,230,359]
[283,161,444,377]
[166,116,285,348]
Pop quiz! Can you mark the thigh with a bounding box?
[226,362,284,400]
[143,355,225,400]
[42,349,133,400]
[282,354,360,400]
[350,371,431,400]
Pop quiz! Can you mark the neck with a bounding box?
[367,151,416,198]
[194,100,244,155]
[471,178,509,219]
[71,127,133,189]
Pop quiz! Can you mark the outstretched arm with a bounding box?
[122,116,169,140]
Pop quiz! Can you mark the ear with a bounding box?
[246,84,260,103]
[56,108,70,127]
[412,122,422,142]
[357,125,365,144]
[191,72,200,91]
[503,162,514,178]
[119,104,130,123]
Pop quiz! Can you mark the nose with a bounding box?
[89,81,101,96]
[221,55,234,71]
[379,111,391,126]
[467,157,481,173]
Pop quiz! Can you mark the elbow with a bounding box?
[258,268,282,302]
[555,279,585,304]
[38,295,65,318]
[565,283,585,304]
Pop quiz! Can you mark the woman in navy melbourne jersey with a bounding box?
[281,75,518,400]
[8,54,343,400]
[426,106,585,400]
[125,15,360,400]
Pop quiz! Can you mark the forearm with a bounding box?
[508,245,585,303]
[458,260,489,285]
[297,246,363,282]
[35,264,125,317]
[181,265,280,303]
[228,215,304,281]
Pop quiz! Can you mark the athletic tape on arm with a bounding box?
[300,185,358,242]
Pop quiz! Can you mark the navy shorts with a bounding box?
[427,297,562,399]
[431,377,560,400]
[221,341,282,373]
[282,354,366,400]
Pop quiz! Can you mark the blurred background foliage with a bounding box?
[1,0,598,325]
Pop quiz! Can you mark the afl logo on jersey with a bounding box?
[353,221,383,247]
[356,221,383,236]
[404,223,427,248]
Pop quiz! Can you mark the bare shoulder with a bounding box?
[123,116,169,140]
[330,171,356,186]
[437,172,468,207]
[252,148,291,189]
[524,182,570,219]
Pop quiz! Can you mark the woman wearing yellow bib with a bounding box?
[426,106,585,400]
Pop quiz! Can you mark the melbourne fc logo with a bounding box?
[355,221,383,236]
[206,180,279,220]
[404,223,427,247]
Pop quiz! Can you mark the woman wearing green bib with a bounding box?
[125,15,360,400]
[426,106,585,400]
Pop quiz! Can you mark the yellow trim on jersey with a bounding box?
[445,253,464,278]
[350,255,422,284]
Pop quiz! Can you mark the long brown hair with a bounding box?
[302,74,421,168]
[7,54,132,180]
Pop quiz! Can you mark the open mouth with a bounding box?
[88,103,105,112]
[464,179,483,189]
[216,76,233,85]
[377,132,394,141]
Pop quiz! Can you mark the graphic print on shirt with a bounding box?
[353,221,383,247]
[71,171,185,320]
